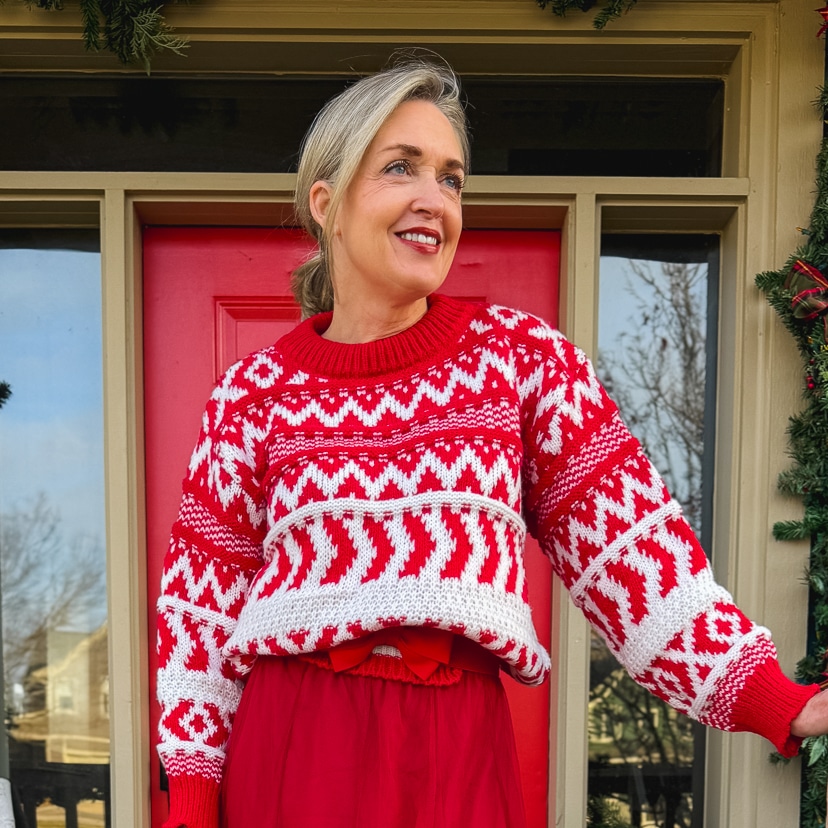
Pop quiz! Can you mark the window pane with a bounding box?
[0,230,109,828]
[589,234,719,828]
[0,76,723,177]
[466,79,723,177]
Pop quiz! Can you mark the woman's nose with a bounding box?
[411,173,445,216]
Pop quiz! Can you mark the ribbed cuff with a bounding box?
[730,656,820,758]
[163,774,220,828]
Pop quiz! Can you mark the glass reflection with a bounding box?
[0,230,109,827]
[589,235,718,828]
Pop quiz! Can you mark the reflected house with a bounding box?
[588,631,694,828]
[10,624,110,826]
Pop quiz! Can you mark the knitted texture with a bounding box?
[157,294,809,821]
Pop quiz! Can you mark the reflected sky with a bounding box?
[0,246,105,543]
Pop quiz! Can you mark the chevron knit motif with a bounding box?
[157,294,815,827]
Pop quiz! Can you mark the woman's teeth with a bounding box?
[399,232,438,246]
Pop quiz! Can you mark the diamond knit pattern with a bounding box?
[157,294,810,826]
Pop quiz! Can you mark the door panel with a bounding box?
[143,226,561,827]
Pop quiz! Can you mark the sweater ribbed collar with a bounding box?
[277,294,479,379]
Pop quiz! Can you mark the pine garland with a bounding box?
[9,0,641,69]
[755,85,828,828]
[536,0,639,29]
[9,0,188,71]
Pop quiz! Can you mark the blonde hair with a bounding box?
[291,56,470,318]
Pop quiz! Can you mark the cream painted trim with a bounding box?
[0,172,753,198]
[554,192,599,828]
[102,191,151,827]
[0,2,776,76]
[713,3,824,826]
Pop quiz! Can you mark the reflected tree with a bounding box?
[590,258,708,828]
[598,260,707,533]
[0,494,105,713]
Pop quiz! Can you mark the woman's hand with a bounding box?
[791,688,828,738]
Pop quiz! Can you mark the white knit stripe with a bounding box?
[568,499,682,604]
[158,741,226,764]
[304,514,342,587]
[612,570,729,673]
[513,532,528,599]
[581,521,701,652]
[242,560,533,641]
[687,626,771,719]
[576,523,731,677]
[387,511,419,576]
[268,446,522,512]
[159,557,249,617]
[268,399,521,453]
[346,512,397,583]
[176,494,259,553]
[157,595,239,632]
[550,414,633,511]
[487,305,530,330]
[156,663,241,711]
[263,491,525,552]
[222,576,551,684]
[516,370,605,460]
[457,508,491,585]
[156,611,241,712]
[492,516,515,591]
[237,348,516,430]
[417,506,458,579]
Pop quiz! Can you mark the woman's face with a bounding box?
[315,99,465,311]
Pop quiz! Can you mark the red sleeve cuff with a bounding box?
[162,774,220,828]
[730,656,820,758]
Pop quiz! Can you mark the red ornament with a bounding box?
[817,6,828,38]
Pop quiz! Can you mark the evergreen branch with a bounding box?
[592,0,638,29]
[536,0,638,29]
[79,0,101,51]
[127,6,189,72]
[757,130,828,828]
[12,0,189,70]
[22,0,64,9]
[815,86,828,120]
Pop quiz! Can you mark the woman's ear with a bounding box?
[309,180,333,229]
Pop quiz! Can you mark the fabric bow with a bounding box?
[328,627,455,680]
[327,627,499,679]
[784,259,828,337]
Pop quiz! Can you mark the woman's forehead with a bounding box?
[368,100,466,166]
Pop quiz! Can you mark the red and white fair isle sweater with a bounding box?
[157,294,817,828]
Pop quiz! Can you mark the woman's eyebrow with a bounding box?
[381,143,466,173]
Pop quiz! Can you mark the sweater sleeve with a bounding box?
[156,366,267,828]
[514,316,818,757]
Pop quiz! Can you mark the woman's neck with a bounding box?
[321,297,429,344]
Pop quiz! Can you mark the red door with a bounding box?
[144,226,561,827]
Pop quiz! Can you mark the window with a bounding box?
[588,234,719,828]
[0,76,723,176]
[0,229,110,827]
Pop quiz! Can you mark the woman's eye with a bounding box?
[443,174,465,191]
[385,160,410,176]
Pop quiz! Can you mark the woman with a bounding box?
[156,57,828,828]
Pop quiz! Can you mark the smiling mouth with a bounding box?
[398,231,440,246]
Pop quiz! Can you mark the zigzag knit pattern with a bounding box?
[156,294,808,810]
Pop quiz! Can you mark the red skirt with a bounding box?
[219,655,527,828]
